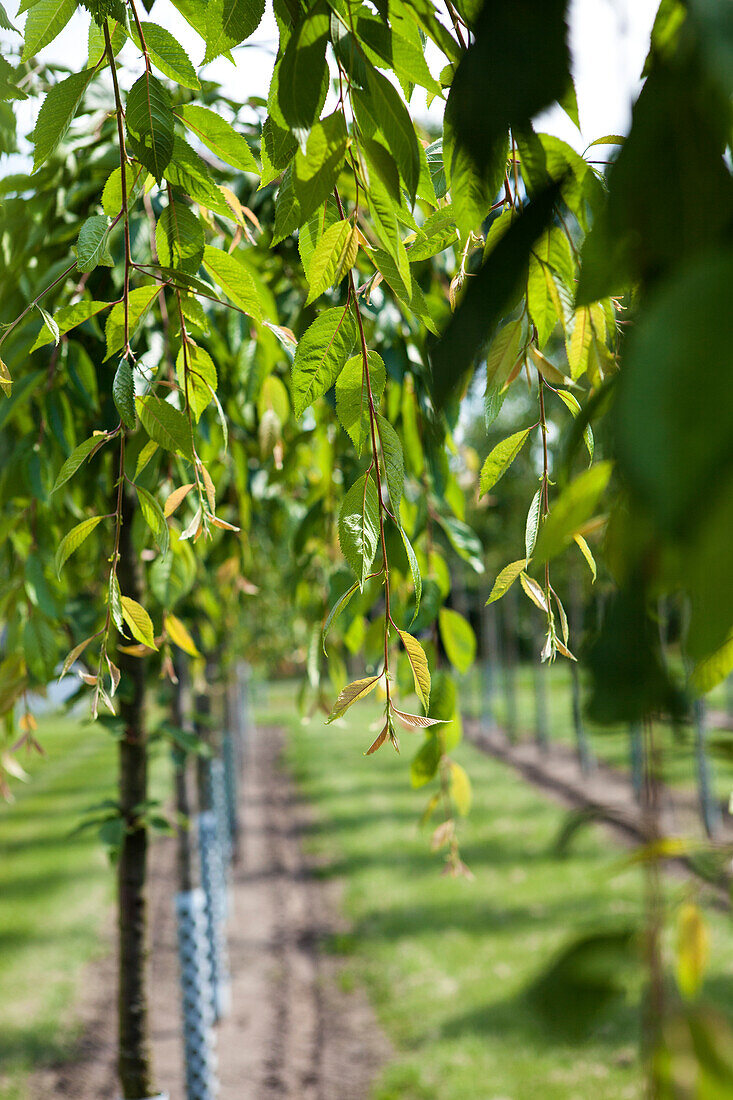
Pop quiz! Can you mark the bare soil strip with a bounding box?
[464,717,731,903]
[32,723,387,1100]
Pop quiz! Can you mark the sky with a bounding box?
[1,0,660,173]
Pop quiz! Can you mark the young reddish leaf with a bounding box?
[391,707,446,730]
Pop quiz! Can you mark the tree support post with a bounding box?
[693,697,720,838]
[172,660,219,1100]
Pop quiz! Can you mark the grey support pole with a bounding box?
[501,587,519,743]
[693,698,720,838]
[480,602,499,734]
[630,721,644,803]
[171,658,219,1100]
[569,577,594,773]
[198,806,231,1021]
[175,888,219,1100]
[531,622,549,752]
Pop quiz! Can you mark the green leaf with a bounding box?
[486,559,526,604]
[203,244,264,321]
[437,515,485,574]
[447,0,570,174]
[410,736,441,788]
[163,136,231,219]
[322,580,359,654]
[51,435,107,494]
[431,182,561,407]
[135,440,158,479]
[35,305,59,346]
[573,533,597,583]
[176,342,217,421]
[566,306,592,380]
[32,67,95,171]
[204,0,265,63]
[297,196,340,272]
[273,113,348,244]
[277,4,330,131]
[120,596,158,650]
[113,359,136,429]
[136,485,169,556]
[305,219,357,304]
[399,526,422,624]
[0,2,17,31]
[397,628,430,710]
[555,388,594,463]
[326,675,380,723]
[101,162,147,217]
[104,285,160,360]
[525,487,543,560]
[175,104,258,173]
[335,350,385,455]
[134,22,200,90]
[55,516,105,576]
[485,319,523,394]
[479,428,532,496]
[363,66,420,202]
[291,306,357,417]
[376,414,404,515]
[125,72,174,181]
[338,473,380,589]
[438,608,476,674]
[445,124,508,241]
[23,0,76,61]
[520,571,549,613]
[533,462,612,563]
[76,215,112,273]
[156,202,205,274]
[136,395,195,462]
[692,632,733,695]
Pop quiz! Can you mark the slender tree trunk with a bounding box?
[116,487,156,1100]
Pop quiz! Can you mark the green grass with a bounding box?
[460,662,733,805]
[0,710,169,1100]
[263,679,733,1100]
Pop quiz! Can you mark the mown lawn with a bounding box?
[265,679,733,1100]
[460,661,733,806]
[0,710,169,1100]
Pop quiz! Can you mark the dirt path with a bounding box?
[33,724,387,1100]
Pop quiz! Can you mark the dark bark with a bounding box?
[116,487,156,1100]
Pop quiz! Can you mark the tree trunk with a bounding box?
[116,487,156,1100]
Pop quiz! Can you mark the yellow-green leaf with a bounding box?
[573,533,597,582]
[676,903,709,999]
[450,761,472,815]
[486,559,526,604]
[164,612,200,657]
[55,516,105,576]
[397,628,430,710]
[479,428,532,496]
[326,675,379,723]
[120,596,158,650]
